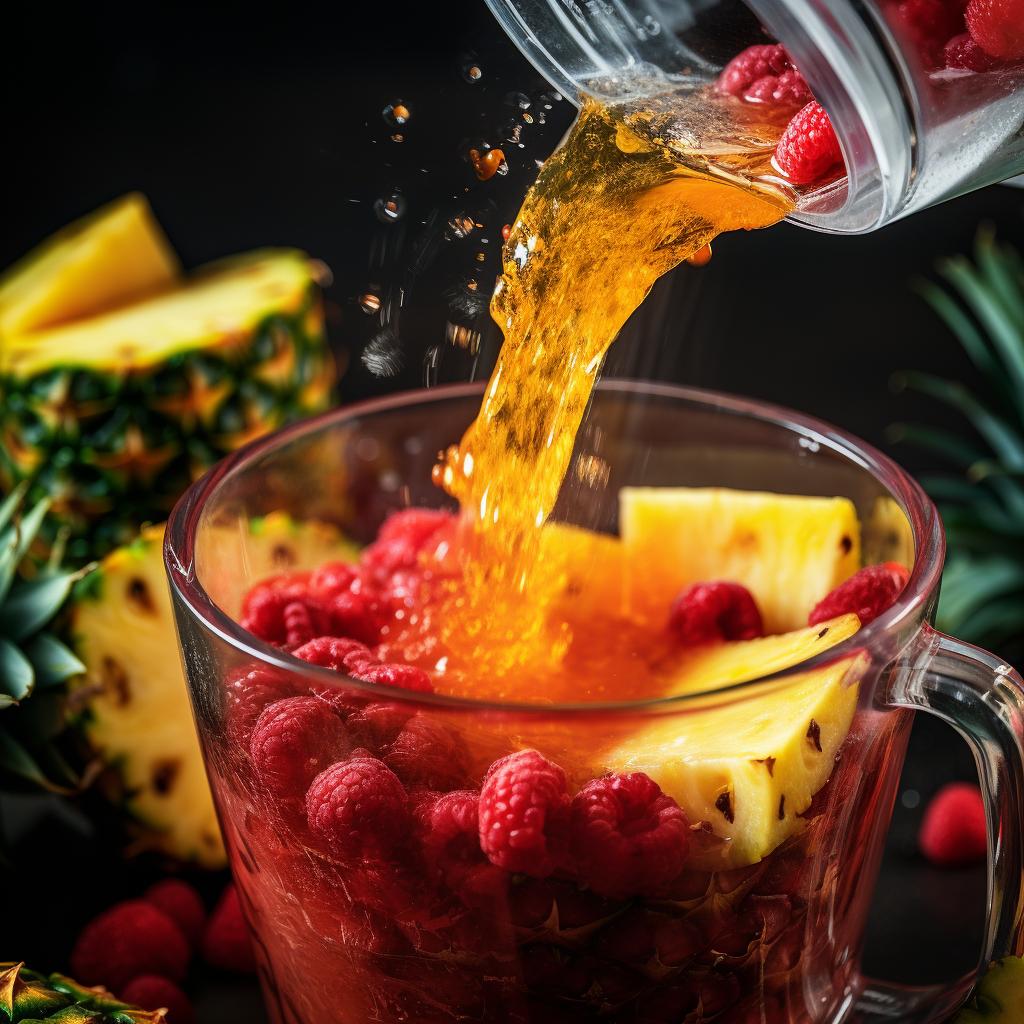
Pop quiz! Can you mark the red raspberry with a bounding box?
[70,900,190,991]
[241,586,330,646]
[120,976,195,1024]
[944,31,1002,68]
[774,101,844,185]
[355,661,434,693]
[717,44,793,96]
[919,782,987,866]
[202,884,257,973]
[419,789,489,889]
[143,880,206,949]
[669,581,763,644]
[478,750,571,878]
[966,0,1024,58]
[347,701,415,751]
[224,665,296,743]
[328,587,391,645]
[742,68,813,106]
[570,773,690,899]
[309,561,359,598]
[292,635,378,673]
[382,712,469,790]
[363,508,454,573]
[249,696,352,799]
[887,0,965,66]
[808,561,910,626]
[306,756,410,858]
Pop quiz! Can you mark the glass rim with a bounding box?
[164,378,945,718]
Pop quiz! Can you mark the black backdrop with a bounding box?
[4,0,1020,994]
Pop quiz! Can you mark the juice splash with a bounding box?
[436,98,791,599]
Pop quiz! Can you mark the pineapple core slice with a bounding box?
[620,487,860,633]
[0,193,179,337]
[604,614,863,870]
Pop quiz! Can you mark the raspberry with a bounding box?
[70,900,190,991]
[774,101,844,185]
[224,665,296,743]
[293,635,378,673]
[120,976,195,1024]
[887,0,965,66]
[944,31,1002,68]
[309,561,359,598]
[669,581,763,644]
[249,696,352,799]
[354,661,434,693]
[966,0,1024,59]
[328,587,391,645]
[202,884,257,973]
[478,749,571,878]
[570,773,690,899]
[143,880,206,949]
[241,586,330,646]
[808,561,910,626]
[919,782,987,866]
[306,756,410,858]
[717,44,793,96]
[419,789,488,888]
[347,701,415,751]
[363,508,454,573]
[382,712,469,790]
[742,68,813,106]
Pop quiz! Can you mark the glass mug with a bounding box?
[166,382,1024,1024]
[485,0,1024,233]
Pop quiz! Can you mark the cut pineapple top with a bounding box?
[2,250,316,376]
[70,513,357,868]
[0,193,179,338]
[604,615,864,870]
[620,486,861,632]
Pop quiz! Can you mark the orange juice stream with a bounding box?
[416,98,792,697]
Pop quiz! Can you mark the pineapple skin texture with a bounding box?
[69,514,356,868]
[0,250,335,563]
[621,487,861,633]
[0,193,179,339]
[604,621,864,871]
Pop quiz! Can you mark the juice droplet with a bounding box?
[390,133,405,143]
[522,112,535,124]
[382,101,411,127]
[358,292,382,314]
[505,91,531,110]
[474,251,486,262]
[501,224,511,241]
[447,212,475,239]
[374,192,407,223]
[463,64,483,83]
[687,242,713,266]
[469,147,507,181]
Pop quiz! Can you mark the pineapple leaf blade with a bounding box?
[0,497,50,602]
[24,634,85,688]
[0,572,77,642]
[0,637,34,701]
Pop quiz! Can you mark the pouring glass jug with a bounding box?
[485,0,1024,233]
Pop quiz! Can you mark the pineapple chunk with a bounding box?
[71,514,356,867]
[603,615,863,869]
[539,520,625,619]
[0,193,179,337]
[621,487,861,632]
[2,250,314,375]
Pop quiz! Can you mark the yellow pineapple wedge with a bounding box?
[70,513,358,867]
[539,520,625,620]
[620,487,860,632]
[604,614,863,870]
[0,193,179,337]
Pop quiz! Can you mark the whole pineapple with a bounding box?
[0,486,84,791]
[893,231,1024,664]
[0,963,163,1023]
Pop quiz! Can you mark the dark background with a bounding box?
[4,0,1021,1008]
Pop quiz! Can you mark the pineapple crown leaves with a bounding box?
[0,963,165,1023]
[0,485,88,792]
[890,228,1024,657]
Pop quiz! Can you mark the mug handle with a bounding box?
[858,624,1024,1022]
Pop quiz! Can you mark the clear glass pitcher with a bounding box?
[166,382,1024,1023]
[485,0,1024,233]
